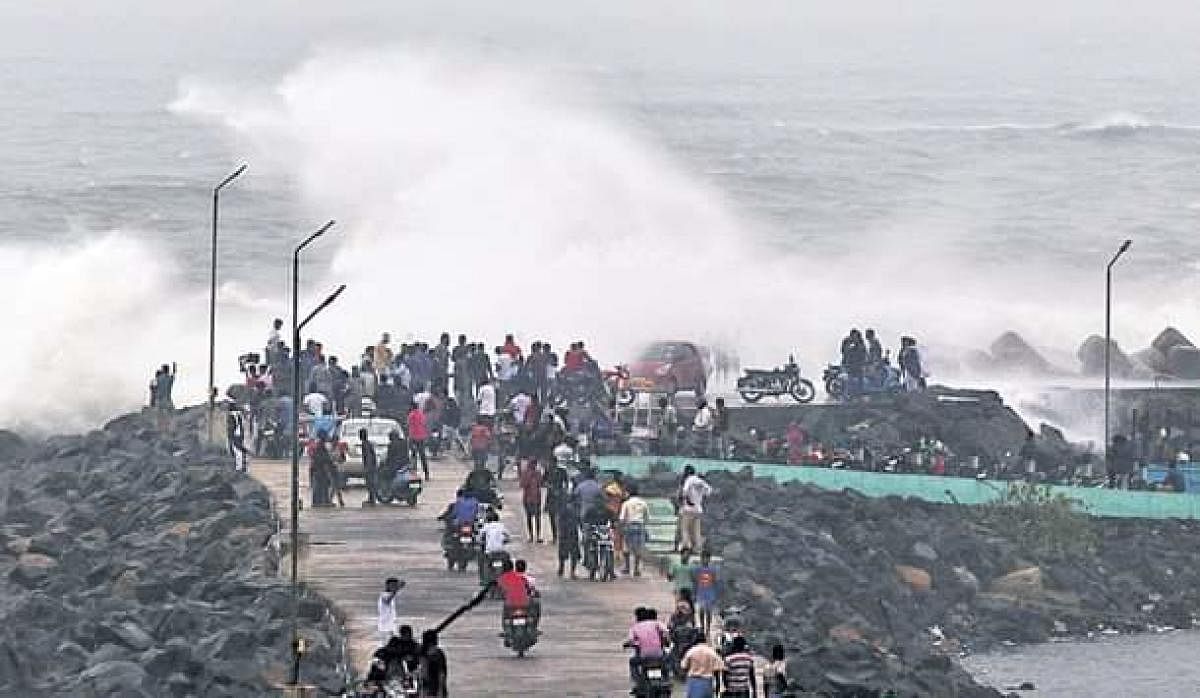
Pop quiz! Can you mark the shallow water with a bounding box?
[963,630,1200,697]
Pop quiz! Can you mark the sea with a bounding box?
[4,2,1200,692]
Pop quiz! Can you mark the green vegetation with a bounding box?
[979,482,1098,558]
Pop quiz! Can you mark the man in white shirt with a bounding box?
[481,512,510,555]
[377,576,406,645]
[509,391,532,425]
[302,391,329,416]
[619,483,651,576]
[477,378,497,427]
[692,399,714,458]
[678,464,713,563]
[266,318,283,363]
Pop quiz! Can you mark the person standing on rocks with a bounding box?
[225,403,250,472]
[690,550,722,638]
[840,329,867,398]
[898,336,925,392]
[377,576,406,646]
[678,465,713,564]
[151,362,176,430]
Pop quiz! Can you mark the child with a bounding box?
[377,576,406,646]
[690,550,721,638]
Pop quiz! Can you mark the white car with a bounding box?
[337,417,404,479]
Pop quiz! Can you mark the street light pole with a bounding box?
[207,164,247,440]
[1104,238,1132,468]
[289,220,336,686]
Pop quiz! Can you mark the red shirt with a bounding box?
[469,424,492,451]
[564,350,584,371]
[502,342,523,360]
[407,408,429,440]
[496,570,530,607]
[519,465,543,505]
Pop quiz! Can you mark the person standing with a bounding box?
[556,496,582,578]
[417,629,448,698]
[678,465,713,563]
[898,336,925,392]
[762,644,790,698]
[519,460,544,543]
[433,333,451,393]
[690,550,722,638]
[151,362,177,431]
[377,577,406,645]
[374,333,394,379]
[712,397,730,459]
[692,401,714,458]
[477,377,497,427]
[619,484,650,576]
[840,329,867,398]
[469,418,493,470]
[226,403,250,472]
[407,401,431,480]
[360,428,380,506]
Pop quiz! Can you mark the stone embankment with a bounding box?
[641,467,1200,697]
[0,408,347,697]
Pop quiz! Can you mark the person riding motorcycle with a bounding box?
[374,625,422,679]
[625,606,670,684]
[495,558,536,645]
[478,509,511,585]
[462,464,501,507]
[438,489,480,548]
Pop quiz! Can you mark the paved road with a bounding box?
[251,455,676,697]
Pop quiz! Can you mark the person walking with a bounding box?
[712,397,730,459]
[360,428,380,506]
[678,465,713,564]
[619,484,650,576]
[407,401,431,480]
[377,576,406,645]
[519,460,545,543]
[680,634,724,698]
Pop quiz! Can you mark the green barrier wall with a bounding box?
[596,456,1200,520]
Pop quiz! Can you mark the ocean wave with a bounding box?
[800,114,1200,137]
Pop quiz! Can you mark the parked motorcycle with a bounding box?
[625,645,672,697]
[823,360,902,401]
[583,522,616,582]
[503,606,539,658]
[736,357,815,404]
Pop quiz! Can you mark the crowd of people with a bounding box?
[836,328,925,397]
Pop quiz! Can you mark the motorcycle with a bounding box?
[737,357,815,404]
[503,606,539,658]
[376,466,423,506]
[626,645,672,697]
[480,550,511,598]
[824,360,903,401]
[583,522,616,582]
[442,520,476,571]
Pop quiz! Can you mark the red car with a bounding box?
[627,341,709,396]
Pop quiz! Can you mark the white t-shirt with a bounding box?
[267,327,281,349]
[481,521,508,554]
[496,354,517,381]
[693,406,713,432]
[478,384,497,416]
[377,591,399,633]
[509,393,532,423]
[680,474,713,515]
[303,392,329,415]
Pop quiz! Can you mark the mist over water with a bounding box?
[5,6,1200,431]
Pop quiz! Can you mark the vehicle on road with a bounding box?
[375,465,423,506]
[337,417,404,480]
[736,357,815,404]
[583,522,616,582]
[503,606,539,658]
[627,341,709,397]
[625,647,672,697]
[443,520,476,571]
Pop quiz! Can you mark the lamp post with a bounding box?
[207,164,247,441]
[289,220,336,686]
[1104,238,1132,467]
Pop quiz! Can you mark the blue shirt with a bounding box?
[312,414,336,440]
[452,496,479,525]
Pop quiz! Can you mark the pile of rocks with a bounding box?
[0,408,347,697]
[643,468,1200,697]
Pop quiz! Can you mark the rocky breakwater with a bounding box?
[642,468,1200,697]
[0,409,347,697]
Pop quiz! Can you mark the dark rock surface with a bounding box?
[641,468,1200,697]
[0,407,348,697]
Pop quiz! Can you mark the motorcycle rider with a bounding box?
[462,461,499,507]
[374,625,421,679]
[478,509,510,585]
[495,558,534,645]
[626,606,669,684]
